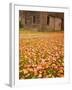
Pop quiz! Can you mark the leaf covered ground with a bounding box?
[19,31,64,79]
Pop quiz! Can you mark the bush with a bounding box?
[19,20,23,28]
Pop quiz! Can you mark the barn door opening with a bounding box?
[33,16,36,24]
[47,16,50,25]
[61,18,64,30]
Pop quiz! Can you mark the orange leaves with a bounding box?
[19,32,64,79]
[36,65,42,71]
[38,74,42,78]
[23,69,28,75]
[27,68,34,72]
[33,68,38,76]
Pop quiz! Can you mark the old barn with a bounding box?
[19,11,64,31]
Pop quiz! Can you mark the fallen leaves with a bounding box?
[19,32,64,79]
[23,69,28,74]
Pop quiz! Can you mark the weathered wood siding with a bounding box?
[49,16,55,31]
[55,18,62,31]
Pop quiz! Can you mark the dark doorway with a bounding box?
[47,16,50,25]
